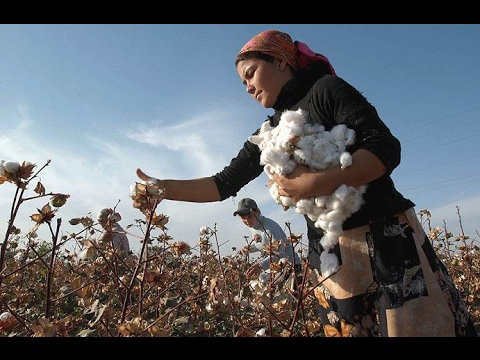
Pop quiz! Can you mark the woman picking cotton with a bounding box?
[134,30,477,337]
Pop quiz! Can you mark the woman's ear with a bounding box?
[278,58,288,71]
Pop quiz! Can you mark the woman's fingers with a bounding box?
[136,168,160,187]
[136,168,151,182]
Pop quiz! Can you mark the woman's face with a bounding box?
[236,57,293,109]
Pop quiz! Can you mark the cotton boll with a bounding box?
[320,251,340,277]
[249,280,264,295]
[272,164,284,176]
[325,210,345,223]
[269,183,280,200]
[249,134,264,148]
[76,247,97,261]
[332,138,348,151]
[320,231,340,250]
[311,143,331,164]
[276,128,300,145]
[270,184,296,209]
[263,164,275,177]
[347,201,364,216]
[330,124,348,141]
[328,198,344,211]
[304,123,325,134]
[261,151,289,172]
[339,152,352,170]
[300,205,321,220]
[295,198,315,214]
[270,141,287,155]
[281,160,297,175]
[293,148,312,165]
[297,134,316,148]
[315,218,329,230]
[326,220,343,234]
[76,249,89,261]
[344,187,367,214]
[321,129,335,143]
[321,153,340,168]
[259,149,277,168]
[269,125,282,139]
[3,161,20,173]
[129,183,137,196]
[280,194,296,209]
[333,184,352,202]
[256,328,268,337]
[357,184,368,195]
[345,128,356,145]
[309,160,327,172]
[308,205,324,219]
[249,121,274,146]
[313,195,328,208]
[259,144,276,162]
[316,212,330,222]
[280,108,307,128]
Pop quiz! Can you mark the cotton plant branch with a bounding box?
[0,159,70,286]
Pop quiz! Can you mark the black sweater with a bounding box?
[213,63,414,236]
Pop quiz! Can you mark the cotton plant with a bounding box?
[249,108,367,277]
[0,159,35,188]
[130,177,169,229]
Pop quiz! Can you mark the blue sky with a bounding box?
[0,24,479,257]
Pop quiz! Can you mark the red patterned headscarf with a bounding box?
[237,29,336,75]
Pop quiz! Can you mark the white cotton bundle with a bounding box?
[249,108,368,277]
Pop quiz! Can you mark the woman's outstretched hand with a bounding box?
[132,169,164,210]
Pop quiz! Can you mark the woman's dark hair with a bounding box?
[235,51,275,67]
